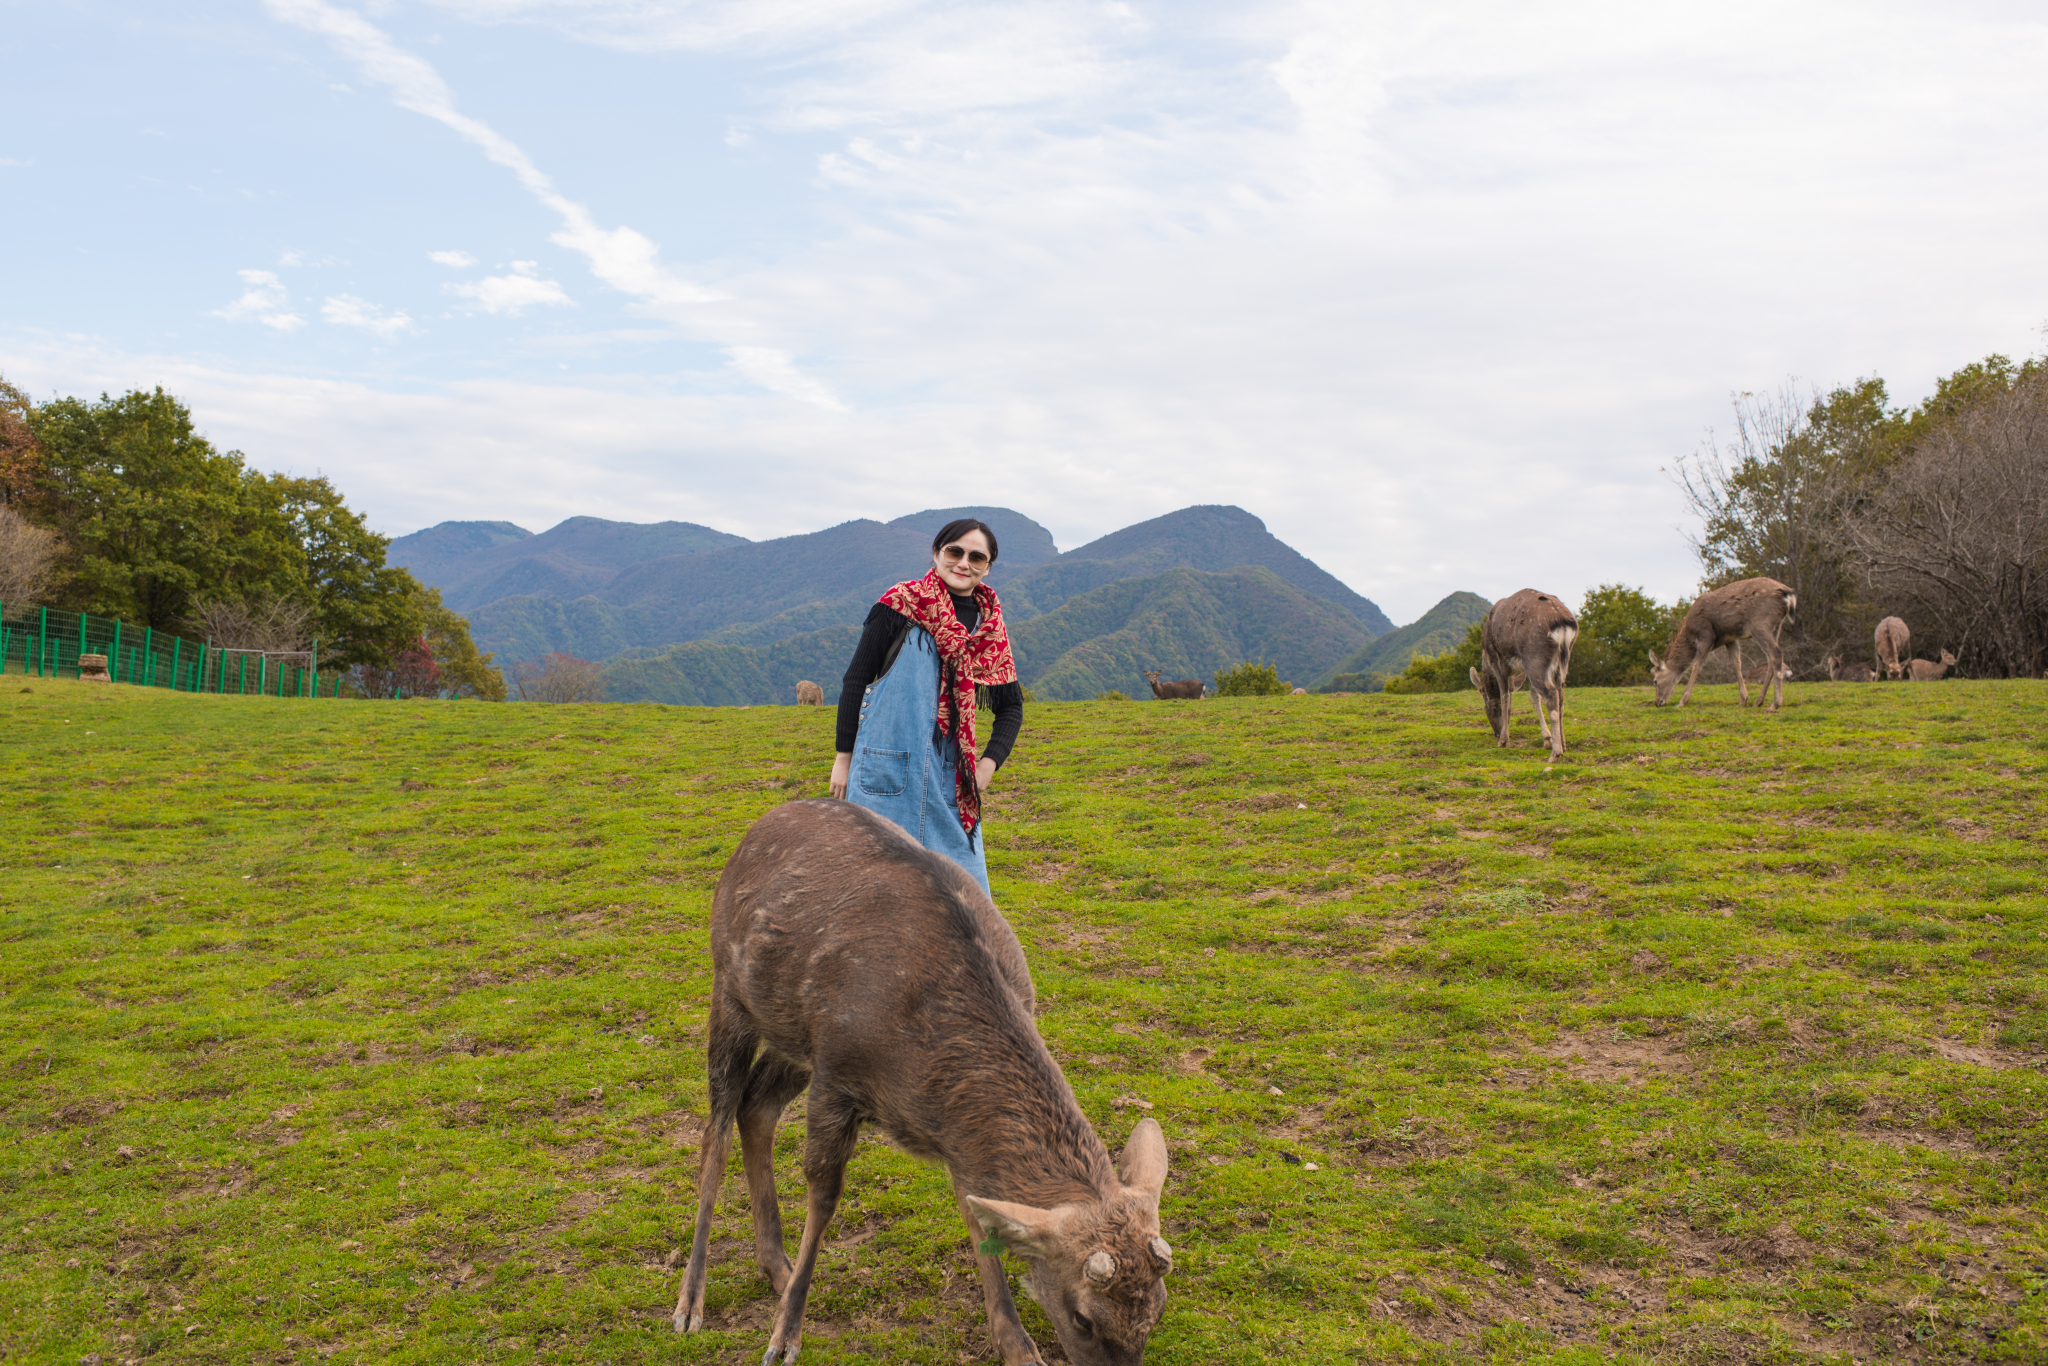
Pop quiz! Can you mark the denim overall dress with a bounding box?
[846,625,992,896]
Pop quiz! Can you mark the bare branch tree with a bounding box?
[1671,380,1890,666]
[194,598,316,654]
[512,652,608,703]
[1840,374,2048,676]
[0,505,59,605]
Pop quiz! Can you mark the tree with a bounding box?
[27,387,284,628]
[420,586,506,700]
[1383,621,1481,693]
[1573,585,1684,687]
[1213,661,1287,696]
[1672,380,1894,651]
[0,505,59,606]
[512,653,607,703]
[1840,370,2048,676]
[0,376,42,510]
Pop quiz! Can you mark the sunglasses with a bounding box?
[939,544,991,569]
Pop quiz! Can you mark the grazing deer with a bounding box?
[676,800,1172,1365]
[1826,656,1876,682]
[1874,617,1909,680]
[1908,649,1957,681]
[1466,589,1576,759]
[793,679,825,705]
[1142,670,1204,700]
[1649,577,1797,710]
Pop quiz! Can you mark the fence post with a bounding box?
[310,638,319,700]
[237,652,247,695]
[39,607,48,678]
[170,636,180,691]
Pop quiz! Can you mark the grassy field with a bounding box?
[2,676,2044,1366]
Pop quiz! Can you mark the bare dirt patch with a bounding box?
[1530,1032,1690,1084]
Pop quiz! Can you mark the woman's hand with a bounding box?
[829,752,851,799]
[975,756,997,793]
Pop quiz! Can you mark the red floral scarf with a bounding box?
[878,569,1018,840]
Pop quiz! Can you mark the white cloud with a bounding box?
[212,270,306,332]
[428,249,477,267]
[447,271,572,314]
[0,157,31,168]
[725,346,849,413]
[263,0,854,407]
[321,293,413,338]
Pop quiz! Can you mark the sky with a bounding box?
[4,0,2046,624]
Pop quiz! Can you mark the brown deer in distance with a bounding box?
[1142,670,1204,699]
[1874,617,1910,680]
[1909,649,1957,681]
[1649,576,1797,709]
[1467,588,1576,760]
[1826,656,1876,682]
[675,800,1172,1365]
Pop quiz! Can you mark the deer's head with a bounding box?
[1142,670,1161,685]
[1468,666,1504,732]
[966,1119,1171,1365]
[1647,652,1681,705]
[1940,649,1957,666]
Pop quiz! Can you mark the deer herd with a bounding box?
[678,578,1970,1365]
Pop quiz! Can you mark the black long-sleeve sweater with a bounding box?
[836,598,1024,768]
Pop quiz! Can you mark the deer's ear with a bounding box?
[1646,651,1659,669]
[965,1196,1070,1261]
[1468,666,1482,689]
[1117,1117,1169,1208]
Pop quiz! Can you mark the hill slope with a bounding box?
[388,516,749,613]
[603,564,1373,705]
[1011,566,1372,698]
[1005,505,1395,634]
[1319,590,1492,688]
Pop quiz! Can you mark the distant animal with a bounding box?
[1289,687,1307,695]
[1908,649,1957,682]
[794,679,824,705]
[676,800,1172,1366]
[1825,656,1876,682]
[1467,588,1576,760]
[1649,577,1796,710]
[1143,670,1204,700]
[1874,617,1910,680]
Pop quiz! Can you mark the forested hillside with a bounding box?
[604,565,1380,704]
[1319,591,1493,690]
[398,503,1402,701]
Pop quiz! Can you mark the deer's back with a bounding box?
[710,801,1040,1149]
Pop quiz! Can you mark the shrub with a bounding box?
[1383,622,1482,693]
[1214,662,1288,697]
[1574,584,1685,687]
[1094,689,1130,702]
[1318,671,1386,694]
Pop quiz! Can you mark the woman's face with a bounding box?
[933,528,993,594]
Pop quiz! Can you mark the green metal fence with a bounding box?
[0,603,332,697]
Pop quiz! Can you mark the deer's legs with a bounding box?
[1534,674,1564,760]
[737,1054,810,1293]
[1497,666,1515,745]
[952,1179,1046,1365]
[761,1097,861,1365]
[1764,641,1785,710]
[1676,633,1713,707]
[677,997,756,1333]
[1731,641,1750,705]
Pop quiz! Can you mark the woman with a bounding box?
[828,518,1024,895]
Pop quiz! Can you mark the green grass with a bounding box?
[3,677,2045,1365]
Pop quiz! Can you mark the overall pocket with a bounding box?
[857,747,911,797]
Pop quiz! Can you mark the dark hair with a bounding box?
[931,517,999,565]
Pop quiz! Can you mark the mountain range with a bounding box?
[387,504,1481,703]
